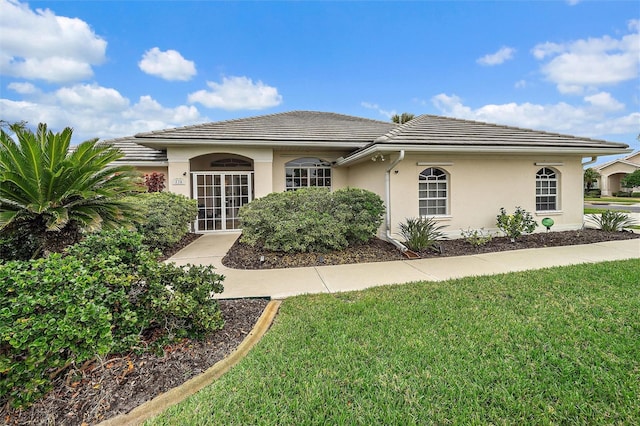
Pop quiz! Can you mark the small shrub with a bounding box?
[144,172,166,192]
[496,207,537,241]
[584,190,601,198]
[632,192,640,198]
[586,210,638,232]
[460,228,493,247]
[129,192,198,251]
[398,217,447,252]
[614,191,631,197]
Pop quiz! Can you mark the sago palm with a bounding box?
[0,123,142,258]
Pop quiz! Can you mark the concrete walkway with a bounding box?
[167,232,640,299]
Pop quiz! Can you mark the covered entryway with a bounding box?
[192,172,253,231]
[190,153,254,232]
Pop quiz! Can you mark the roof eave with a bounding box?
[335,144,632,166]
[135,138,369,150]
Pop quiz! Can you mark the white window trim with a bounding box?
[419,167,449,216]
[535,167,560,212]
[285,157,332,191]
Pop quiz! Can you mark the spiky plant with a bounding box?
[0,123,142,258]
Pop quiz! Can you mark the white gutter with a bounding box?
[385,150,408,253]
[582,156,597,167]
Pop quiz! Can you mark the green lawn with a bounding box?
[148,260,640,425]
[585,196,640,204]
[584,207,631,214]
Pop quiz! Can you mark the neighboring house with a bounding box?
[592,151,640,196]
[108,111,629,239]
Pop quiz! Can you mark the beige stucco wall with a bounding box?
[133,166,169,176]
[271,150,351,193]
[347,153,585,239]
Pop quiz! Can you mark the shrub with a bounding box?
[614,191,632,197]
[398,217,447,252]
[128,192,198,251]
[0,255,114,407]
[332,187,385,244]
[496,207,537,241]
[586,210,638,232]
[584,190,601,198]
[144,172,166,192]
[1,229,224,408]
[239,188,384,252]
[460,228,493,247]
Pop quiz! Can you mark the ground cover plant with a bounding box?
[149,259,640,425]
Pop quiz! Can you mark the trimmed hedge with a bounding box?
[128,192,198,251]
[0,229,224,408]
[239,187,384,252]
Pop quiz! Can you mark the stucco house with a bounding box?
[109,111,630,239]
[592,151,640,196]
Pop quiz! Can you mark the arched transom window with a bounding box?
[536,167,559,211]
[285,157,332,190]
[419,167,448,216]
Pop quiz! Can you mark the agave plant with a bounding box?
[0,123,142,258]
[587,210,638,232]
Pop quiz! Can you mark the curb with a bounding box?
[98,299,282,426]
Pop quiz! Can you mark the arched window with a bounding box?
[285,157,332,190]
[419,167,448,216]
[536,168,559,211]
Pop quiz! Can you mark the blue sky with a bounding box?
[1,0,638,162]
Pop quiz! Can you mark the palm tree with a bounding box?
[583,168,601,193]
[391,113,415,124]
[0,123,142,258]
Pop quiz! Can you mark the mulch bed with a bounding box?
[222,229,639,269]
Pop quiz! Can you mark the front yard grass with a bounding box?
[148,260,640,425]
[584,207,631,214]
[585,196,640,204]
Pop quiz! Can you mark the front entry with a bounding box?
[192,172,253,231]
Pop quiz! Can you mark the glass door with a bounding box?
[193,172,252,231]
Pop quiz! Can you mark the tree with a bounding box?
[391,113,415,124]
[0,123,142,258]
[621,169,640,190]
[583,167,601,192]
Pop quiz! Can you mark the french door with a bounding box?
[192,172,253,231]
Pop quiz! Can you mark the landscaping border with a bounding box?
[98,300,282,426]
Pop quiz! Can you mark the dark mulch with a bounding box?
[222,229,640,269]
[157,233,202,261]
[2,298,269,426]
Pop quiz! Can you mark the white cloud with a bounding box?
[431,92,638,138]
[584,92,624,111]
[188,76,282,110]
[514,80,527,89]
[361,102,396,119]
[477,47,516,66]
[532,23,639,94]
[0,0,106,83]
[0,83,204,143]
[8,81,37,94]
[138,47,196,81]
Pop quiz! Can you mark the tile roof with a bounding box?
[134,111,396,143]
[99,136,167,163]
[372,114,629,149]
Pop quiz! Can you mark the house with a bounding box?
[110,111,630,239]
[592,151,640,196]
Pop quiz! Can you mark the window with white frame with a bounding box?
[536,167,558,211]
[285,157,332,190]
[419,167,448,216]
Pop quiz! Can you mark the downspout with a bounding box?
[385,150,408,253]
[582,156,597,166]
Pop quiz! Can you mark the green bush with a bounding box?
[1,229,224,408]
[239,188,384,253]
[496,207,537,241]
[128,192,198,251]
[0,255,114,407]
[586,210,638,232]
[584,190,601,198]
[332,187,385,244]
[398,217,447,252]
